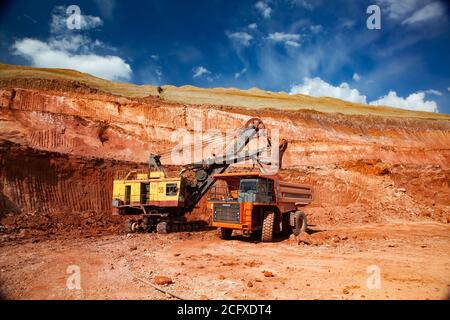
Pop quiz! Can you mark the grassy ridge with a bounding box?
[1,63,448,120]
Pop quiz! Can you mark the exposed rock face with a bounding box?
[0,65,449,237]
[1,86,449,167]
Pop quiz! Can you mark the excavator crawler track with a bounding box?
[126,218,204,234]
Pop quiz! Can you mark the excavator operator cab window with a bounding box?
[166,183,178,196]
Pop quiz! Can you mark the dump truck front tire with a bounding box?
[262,211,275,242]
[219,227,232,240]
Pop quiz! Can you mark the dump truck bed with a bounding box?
[212,172,313,210]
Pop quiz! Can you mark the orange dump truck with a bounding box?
[208,172,313,242]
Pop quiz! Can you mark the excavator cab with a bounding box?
[112,170,187,215]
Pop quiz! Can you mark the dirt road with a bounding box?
[0,220,449,300]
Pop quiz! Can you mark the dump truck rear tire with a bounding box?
[293,211,307,236]
[219,227,232,240]
[262,211,275,242]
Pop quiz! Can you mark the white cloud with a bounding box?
[285,41,300,47]
[378,0,445,25]
[12,6,132,81]
[290,77,367,104]
[448,87,450,92]
[353,73,361,81]
[268,32,301,47]
[12,38,132,81]
[377,0,422,20]
[402,2,446,25]
[255,1,272,18]
[155,68,163,80]
[425,89,442,96]
[290,77,439,112]
[234,68,247,79]
[227,32,253,46]
[291,0,314,10]
[339,19,356,29]
[248,23,258,29]
[370,91,438,112]
[45,34,110,53]
[309,24,323,34]
[193,66,211,78]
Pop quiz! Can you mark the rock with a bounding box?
[247,281,253,288]
[262,271,274,277]
[153,276,173,286]
[173,253,181,257]
[297,234,311,245]
[129,246,138,251]
[244,260,262,267]
[341,235,348,241]
[19,228,29,237]
[199,295,209,300]
[218,274,226,280]
[343,288,350,295]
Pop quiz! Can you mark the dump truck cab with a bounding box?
[208,172,313,242]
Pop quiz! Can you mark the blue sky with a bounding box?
[0,0,449,113]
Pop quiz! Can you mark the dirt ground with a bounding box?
[0,220,449,300]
